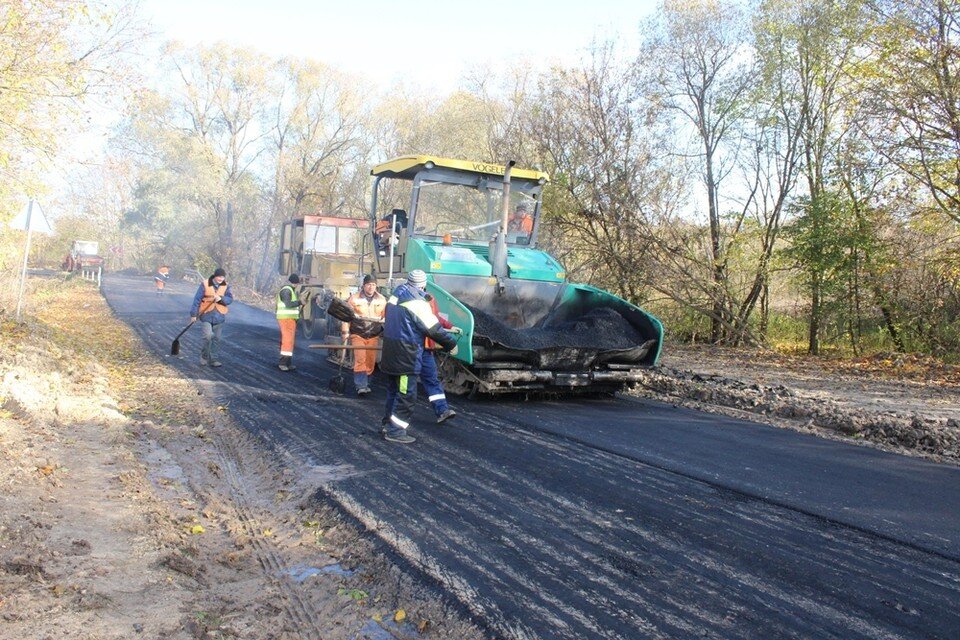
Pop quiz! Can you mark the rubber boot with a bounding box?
[278,356,290,371]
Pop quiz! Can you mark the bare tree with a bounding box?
[641,0,755,342]
[526,42,680,304]
[862,0,960,224]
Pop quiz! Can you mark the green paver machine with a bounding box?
[368,155,663,395]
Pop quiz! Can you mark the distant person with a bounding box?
[189,268,233,367]
[380,269,458,444]
[507,200,534,239]
[375,208,407,256]
[276,274,301,372]
[154,265,170,294]
[342,274,386,395]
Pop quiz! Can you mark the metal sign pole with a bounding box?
[14,199,34,321]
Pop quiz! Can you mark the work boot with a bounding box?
[357,386,371,396]
[383,429,415,444]
[200,357,208,366]
[210,360,223,368]
[437,409,457,424]
[278,356,290,372]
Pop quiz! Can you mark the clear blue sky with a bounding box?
[139,0,659,92]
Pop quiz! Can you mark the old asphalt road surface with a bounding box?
[105,274,960,639]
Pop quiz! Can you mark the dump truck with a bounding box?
[366,155,663,395]
[278,214,370,339]
[62,240,105,272]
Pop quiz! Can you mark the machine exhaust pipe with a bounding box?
[490,160,516,286]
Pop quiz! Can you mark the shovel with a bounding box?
[170,300,215,356]
[328,336,349,394]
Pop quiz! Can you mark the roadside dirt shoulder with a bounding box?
[0,278,483,640]
[631,344,960,465]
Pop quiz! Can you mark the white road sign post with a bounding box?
[10,199,53,321]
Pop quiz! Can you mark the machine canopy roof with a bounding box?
[371,155,549,184]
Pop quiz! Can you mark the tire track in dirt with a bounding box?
[202,414,325,640]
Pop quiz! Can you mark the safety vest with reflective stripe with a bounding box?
[275,285,300,319]
[201,282,230,315]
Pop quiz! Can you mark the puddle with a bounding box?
[142,441,188,491]
[357,619,398,640]
[285,563,355,582]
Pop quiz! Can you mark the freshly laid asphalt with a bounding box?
[105,274,960,640]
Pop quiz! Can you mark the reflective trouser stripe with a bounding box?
[388,374,418,429]
[428,393,445,402]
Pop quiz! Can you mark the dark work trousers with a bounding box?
[419,351,449,417]
[383,374,418,436]
[383,351,449,419]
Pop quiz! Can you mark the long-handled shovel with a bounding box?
[328,337,349,394]
[170,301,215,356]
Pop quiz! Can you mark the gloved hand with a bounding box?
[190,316,197,322]
[449,344,459,356]
[449,326,462,335]
[214,295,222,302]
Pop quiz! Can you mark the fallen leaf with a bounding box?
[37,465,56,476]
[189,525,205,535]
[262,528,273,537]
[394,609,406,623]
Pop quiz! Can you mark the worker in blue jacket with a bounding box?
[379,270,458,444]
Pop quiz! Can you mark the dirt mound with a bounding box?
[631,347,960,465]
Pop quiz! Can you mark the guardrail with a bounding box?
[79,266,102,288]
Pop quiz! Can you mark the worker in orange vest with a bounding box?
[342,274,386,395]
[189,268,233,367]
[154,265,170,294]
[420,293,459,423]
[507,200,534,240]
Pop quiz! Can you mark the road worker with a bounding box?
[189,268,233,367]
[507,200,534,241]
[342,274,386,395]
[380,270,458,444]
[154,265,170,294]
[382,292,460,424]
[375,209,407,256]
[276,274,301,371]
[419,293,459,423]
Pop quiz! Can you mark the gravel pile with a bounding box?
[469,305,648,351]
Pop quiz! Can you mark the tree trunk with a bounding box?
[809,274,821,355]
[874,285,906,352]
